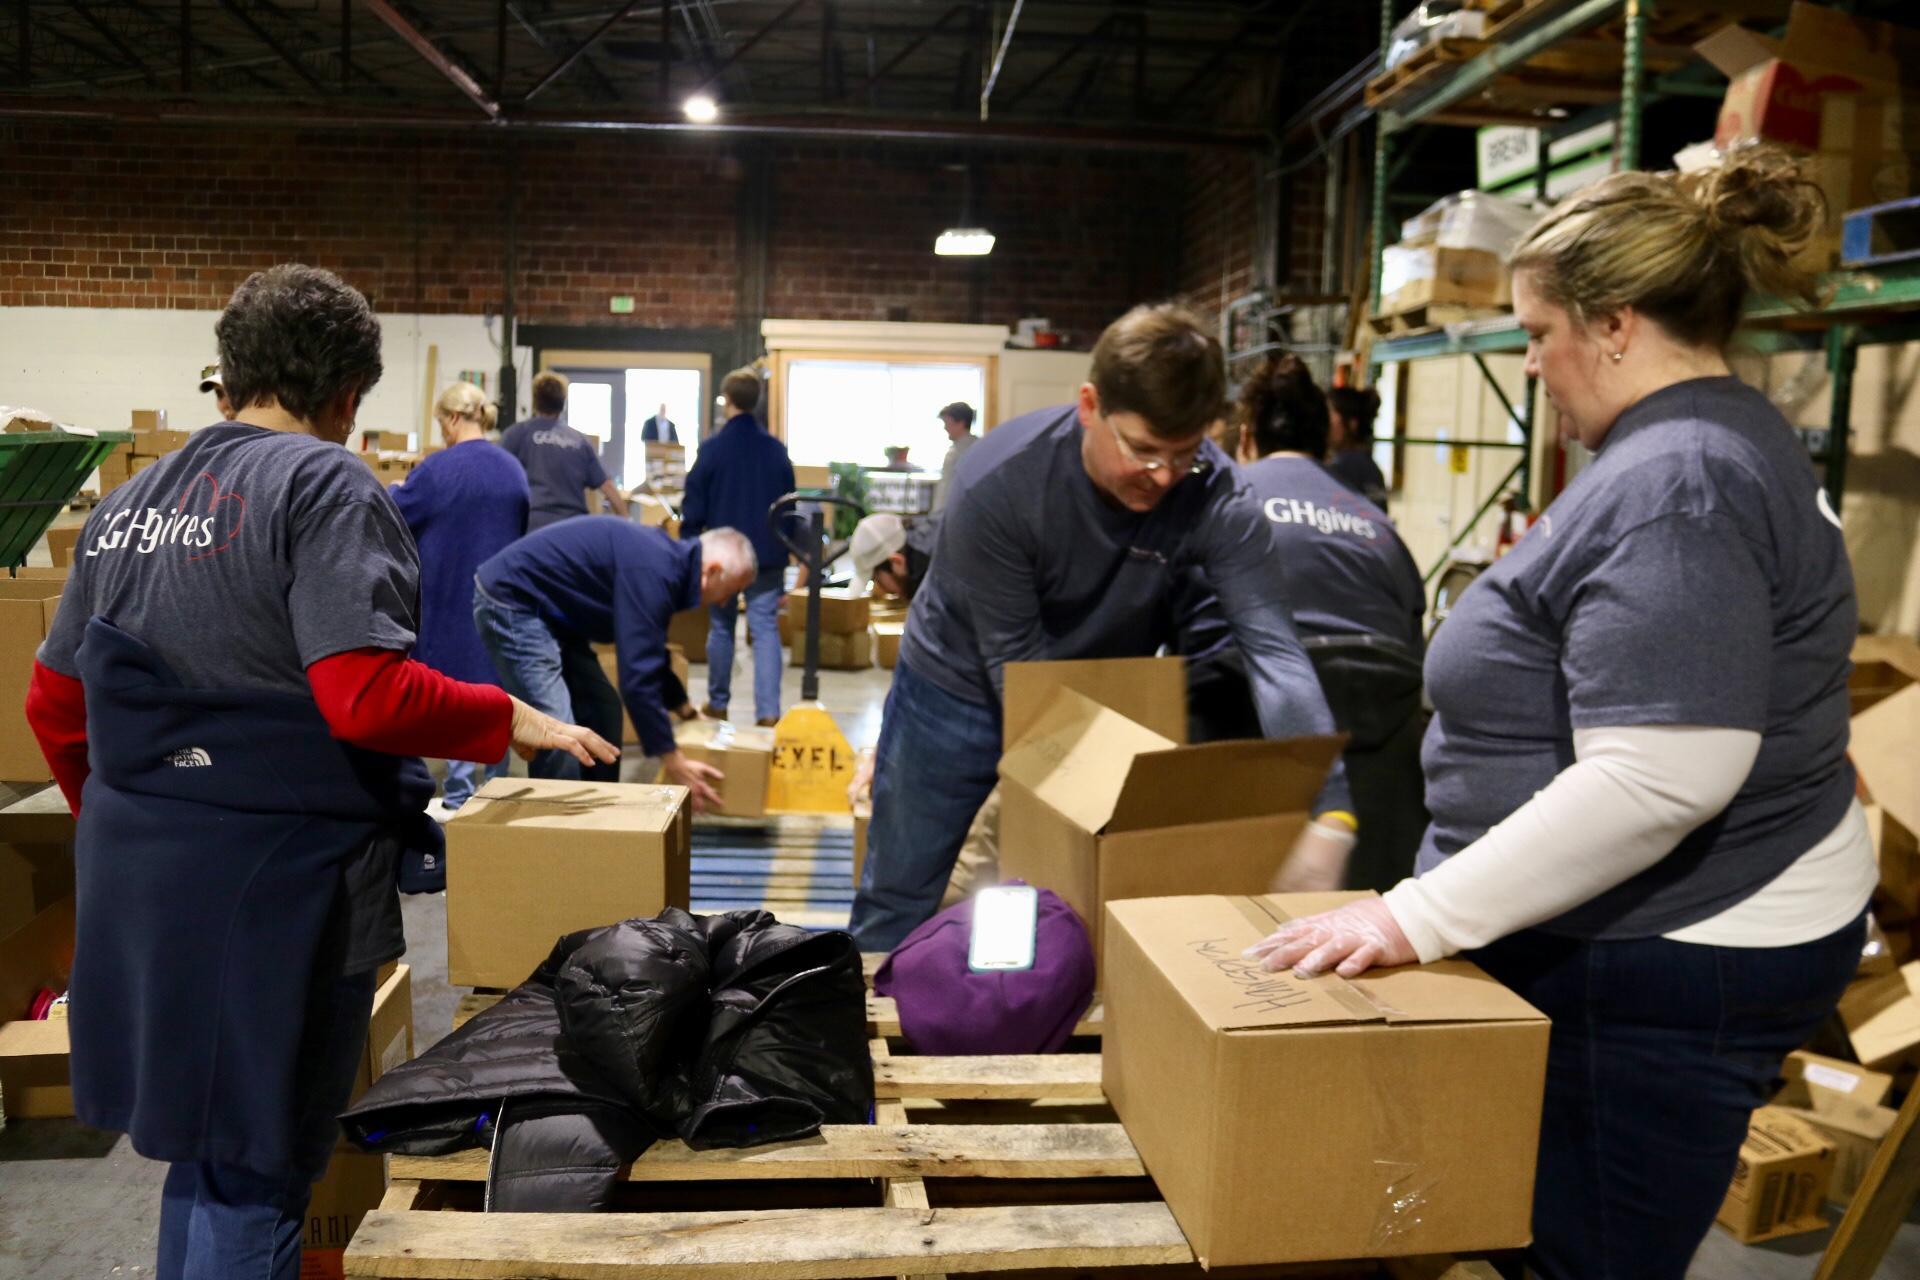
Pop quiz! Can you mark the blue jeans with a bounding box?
[156,966,377,1280]
[442,752,510,810]
[706,567,785,722]
[848,658,1002,951]
[1469,915,1864,1280]
[472,582,580,781]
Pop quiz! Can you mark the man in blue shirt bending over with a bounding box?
[849,303,1356,952]
[681,366,796,727]
[473,520,757,812]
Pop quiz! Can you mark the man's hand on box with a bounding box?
[1243,897,1416,980]
[661,750,725,813]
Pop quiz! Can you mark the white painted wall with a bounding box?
[0,306,533,449]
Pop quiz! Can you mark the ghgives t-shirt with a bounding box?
[39,424,421,691]
[500,415,609,530]
[1417,377,1857,939]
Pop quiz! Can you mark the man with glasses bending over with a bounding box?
[850,303,1355,950]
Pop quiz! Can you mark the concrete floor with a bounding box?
[2,658,1916,1278]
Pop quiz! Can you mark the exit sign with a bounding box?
[609,295,635,315]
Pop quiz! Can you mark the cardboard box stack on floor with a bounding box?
[0,576,65,783]
[783,587,873,671]
[359,429,421,486]
[870,596,909,671]
[1771,1051,1900,1207]
[673,719,774,818]
[1716,1106,1837,1243]
[444,778,692,989]
[128,409,192,478]
[996,656,1342,982]
[1693,3,1920,270]
[1103,891,1549,1266]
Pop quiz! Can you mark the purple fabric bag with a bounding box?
[872,882,1095,1055]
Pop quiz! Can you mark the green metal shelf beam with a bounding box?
[1372,320,1527,363]
[1378,0,1626,134]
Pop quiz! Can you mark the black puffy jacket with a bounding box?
[340,909,873,1211]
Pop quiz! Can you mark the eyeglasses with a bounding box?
[1103,413,1205,475]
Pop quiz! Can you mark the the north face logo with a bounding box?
[165,747,212,768]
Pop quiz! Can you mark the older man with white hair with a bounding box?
[474,520,756,810]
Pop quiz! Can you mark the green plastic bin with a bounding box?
[0,430,134,572]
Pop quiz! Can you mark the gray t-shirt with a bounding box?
[900,405,1346,808]
[500,415,609,531]
[39,424,421,689]
[1417,377,1858,939]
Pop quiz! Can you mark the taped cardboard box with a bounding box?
[674,720,773,818]
[670,608,708,664]
[301,1149,389,1280]
[998,685,1339,980]
[873,622,903,671]
[129,409,167,432]
[0,786,75,938]
[790,628,873,671]
[1103,892,1548,1267]
[1773,1053,1898,1206]
[445,779,692,989]
[1839,961,1920,1069]
[0,895,75,1119]
[1716,1106,1836,1242]
[1856,684,1920,924]
[0,578,63,782]
[1377,244,1511,317]
[131,428,193,458]
[784,587,871,636]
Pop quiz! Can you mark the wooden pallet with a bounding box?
[363,968,1495,1279]
[1365,304,1510,337]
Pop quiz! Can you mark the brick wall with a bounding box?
[0,121,1180,344]
[1172,147,1258,337]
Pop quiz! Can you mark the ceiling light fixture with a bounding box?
[934,228,996,257]
[683,93,719,124]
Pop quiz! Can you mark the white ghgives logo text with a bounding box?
[1264,496,1380,541]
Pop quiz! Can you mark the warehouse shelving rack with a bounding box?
[1359,0,1920,581]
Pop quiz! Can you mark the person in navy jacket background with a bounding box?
[474,518,759,811]
[24,264,614,1280]
[680,366,796,726]
[389,380,531,810]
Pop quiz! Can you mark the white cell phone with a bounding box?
[968,885,1039,972]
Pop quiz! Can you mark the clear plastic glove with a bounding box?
[1270,819,1358,894]
[1242,897,1417,979]
[509,697,621,769]
[660,750,725,813]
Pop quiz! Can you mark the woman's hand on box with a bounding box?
[509,697,621,768]
[1243,897,1416,979]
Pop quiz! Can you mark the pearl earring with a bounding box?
[1610,351,1624,363]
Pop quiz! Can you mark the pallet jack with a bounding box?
[764,490,866,814]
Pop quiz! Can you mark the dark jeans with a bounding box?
[848,658,1002,951]
[474,583,622,782]
[1470,915,1865,1280]
[155,966,376,1280]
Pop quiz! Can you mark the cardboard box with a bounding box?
[302,1149,389,1280]
[348,963,413,1106]
[1697,4,1920,154]
[1002,656,1189,750]
[1377,245,1511,317]
[1839,961,1920,1069]
[1782,1049,1895,1109]
[360,429,414,453]
[998,686,1339,978]
[791,628,873,671]
[1851,634,1920,715]
[874,622,903,671]
[445,779,692,989]
[131,428,192,457]
[0,895,76,1118]
[1102,892,1548,1267]
[1856,685,1920,923]
[129,408,166,432]
[0,578,63,782]
[674,720,774,818]
[784,587,871,636]
[361,454,419,486]
[853,799,870,888]
[0,786,75,938]
[96,446,132,494]
[42,524,83,569]
[130,456,158,476]
[670,608,708,664]
[1716,1106,1836,1242]
[596,643,691,746]
[632,493,681,538]
[1774,1052,1898,1206]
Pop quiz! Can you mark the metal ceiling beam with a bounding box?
[71,3,156,85]
[363,0,503,117]
[997,12,1109,115]
[850,3,962,99]
[216,0,327,94]
[523,0,646,103]
[978,0,1024,119]
[692,0,810,96]
[508,0,622,104]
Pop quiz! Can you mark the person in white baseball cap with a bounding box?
[848,512,908,594]
[199,363,234,420]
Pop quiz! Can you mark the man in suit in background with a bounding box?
[641,402,679,444]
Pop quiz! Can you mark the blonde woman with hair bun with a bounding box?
[390,382,533,808]
[1251,147,1869,1279]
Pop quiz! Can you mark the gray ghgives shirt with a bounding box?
[500,415,610,531]
[39,423,421,692]
[899,404,1348,810]
[1417,376,1858,939]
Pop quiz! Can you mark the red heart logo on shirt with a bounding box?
[176,471,248,561]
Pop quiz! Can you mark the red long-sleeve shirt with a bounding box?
[25,650,512,814]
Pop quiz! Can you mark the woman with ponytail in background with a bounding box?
[1251,150,1873,1278]
[392,382,531,809]
[1325,384,1388,511]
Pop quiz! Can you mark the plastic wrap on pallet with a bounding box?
[1383,1,1488,73]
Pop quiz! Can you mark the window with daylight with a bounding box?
[784,359,987,471]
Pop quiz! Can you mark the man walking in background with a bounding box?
[681,367,795,727]
[932,401,977,512]
[501,371,628,529]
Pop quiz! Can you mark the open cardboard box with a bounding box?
[0,577,64,783]
[1102,892,1548,1266]
[1772,1051,1898,1206]
[0,894,77,1118]
[674,719,774,818]
[1716,1105,1836,1243]
[445,779,691,989]
[998,679,1339,981]
[1839,959,1920,1070]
